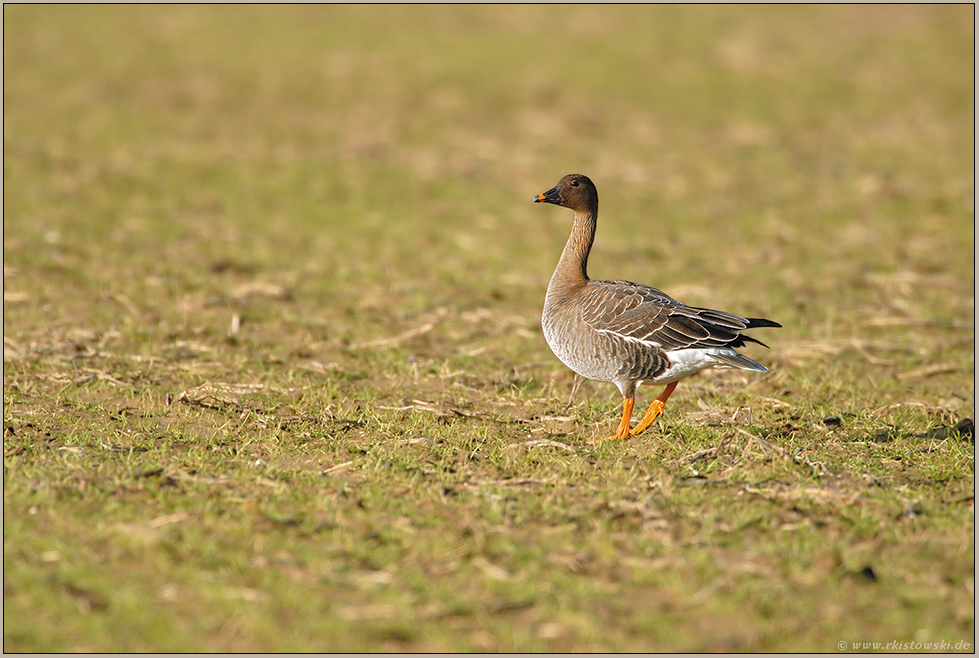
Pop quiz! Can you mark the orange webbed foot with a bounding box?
[590,397,634,445]
[627,382,679,438]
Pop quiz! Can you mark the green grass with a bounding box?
[4,4,974,652]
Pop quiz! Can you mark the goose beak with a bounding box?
[534,186,561,204]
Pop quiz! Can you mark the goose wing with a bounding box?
[580,279,774,351]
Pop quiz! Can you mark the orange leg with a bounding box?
[628,382,679,437]
[592,397,635,444]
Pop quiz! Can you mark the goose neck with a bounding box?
[548,209,596,295]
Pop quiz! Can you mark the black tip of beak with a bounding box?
[533,194,545,203]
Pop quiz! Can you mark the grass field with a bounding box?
[3,5,974,652]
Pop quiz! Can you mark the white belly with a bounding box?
[648,348,751,384]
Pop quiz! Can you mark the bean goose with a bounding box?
[534,173,780,443]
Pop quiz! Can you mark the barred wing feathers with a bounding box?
[579,279,779,378]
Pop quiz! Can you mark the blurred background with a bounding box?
[5,5,973,319]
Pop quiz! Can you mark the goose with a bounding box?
[534,173,780,443]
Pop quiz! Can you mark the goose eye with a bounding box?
[570,180,579,187]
